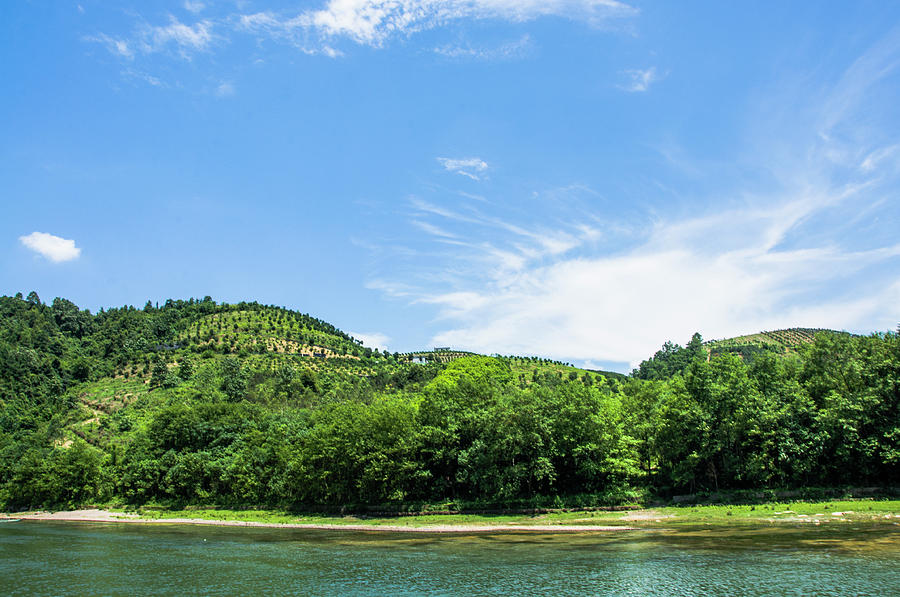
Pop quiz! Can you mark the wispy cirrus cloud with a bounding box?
[89,0,637,62]
[150,17,213,52]
[19,232,82,263]
[859,144,899,172]
[87,16,215,60]
[366,29,900,370]
[87,33,134,58]
[620,67,661,92]
[215,81,235,97]
[184,1,205,14]
[121,67,166,87]
[434,34,533,61]
[437,157,489,180]
[423,193,900,369]
[240,0,636,49]
[412,220,459,239]
[365,279,419,298]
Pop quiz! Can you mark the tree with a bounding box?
[150,356,168,389]
[178,356,195,380]
[221,357,247,402]
[634,333,706,380]
[70,357,93,382]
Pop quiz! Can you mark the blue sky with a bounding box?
[3,1,900,371]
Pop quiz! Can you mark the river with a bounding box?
[2,521,898,595]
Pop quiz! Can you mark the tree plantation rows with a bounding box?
[0,293,897,510]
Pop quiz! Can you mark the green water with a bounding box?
[1,522,898,596]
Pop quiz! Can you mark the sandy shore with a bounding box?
[0,509,636,533]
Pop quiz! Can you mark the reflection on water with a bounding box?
[1,522,898,596]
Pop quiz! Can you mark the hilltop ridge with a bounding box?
[704,327,851,362]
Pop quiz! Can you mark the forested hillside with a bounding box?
[1,292,897,511]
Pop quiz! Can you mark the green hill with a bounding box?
[402,349,625,382]
[705,327,849,361]
[1,292,896,512]
[4,295,619,479]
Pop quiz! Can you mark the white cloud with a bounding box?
[405,164,900,368]
[818,30,900,136]
[458,190,488,202]
[236,0,635,53]
[620,67,660,92]
[434,34,532,61]
[90,0,635,61]
[303,0,634,46]
[412,220,458,238]
[238,12,281,30]
[406,196,592,281]
[89,16,214,59]
[86,33,133,59]
[350,331,391,351]
[215,81,235,97]
[19,232,82,263]
[411,197,474,221]
[145,17,214,54]
[365,279,419,298]
[859,143,900,173]
[366,30,900,370]
[424,196,900,369]
[437,157,489,180]
[121,67,165,87]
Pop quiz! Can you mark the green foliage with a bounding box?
[220,357,247,402]
[1,441,111,509]
[633,333,706,380]
[150,356,168,389]
[0,292,897,512]
[289,396,425,504]
[178,356,195,380]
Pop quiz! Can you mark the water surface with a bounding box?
[1,521,898,595]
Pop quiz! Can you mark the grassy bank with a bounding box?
[112,499,900,528]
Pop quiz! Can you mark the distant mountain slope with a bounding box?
[705,327,849,360]
[175,305,370,359]
[632,327,853,380]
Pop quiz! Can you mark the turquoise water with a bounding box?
[1,522,898,595]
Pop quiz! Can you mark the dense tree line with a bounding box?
[0,293,897,510]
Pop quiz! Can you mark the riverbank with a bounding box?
[0,509,635,533]
[4,500,899,532]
